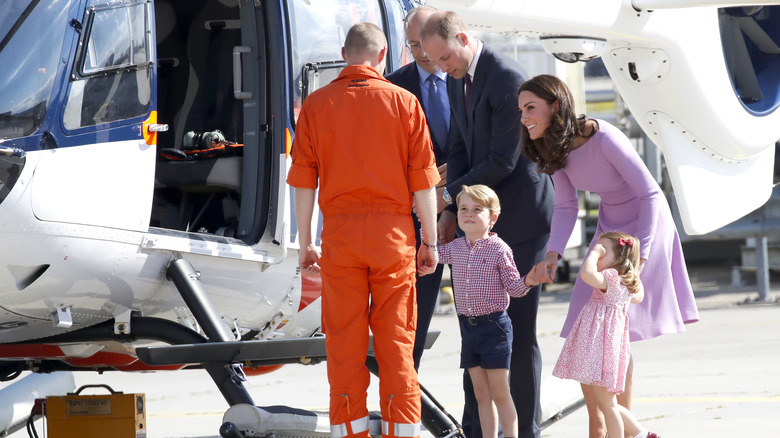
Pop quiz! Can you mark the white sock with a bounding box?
[634,431,648,438]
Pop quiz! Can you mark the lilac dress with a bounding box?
[549,120,699,341]
[553,269,631,393]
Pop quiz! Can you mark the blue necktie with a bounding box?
[425,74,448,148]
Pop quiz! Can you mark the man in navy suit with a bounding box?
[385,5,449,371]
[420,10,554,438]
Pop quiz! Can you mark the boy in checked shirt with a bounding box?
[437,184,545,438]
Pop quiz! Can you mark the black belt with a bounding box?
[460,311,505,326]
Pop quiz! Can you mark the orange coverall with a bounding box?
[287,64,440,438]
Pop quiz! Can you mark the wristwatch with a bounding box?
[442,187,453,204]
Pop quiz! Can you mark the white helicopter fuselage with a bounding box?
[0,138,308,345]
[0,0,415,373]
[2,0,778,401]
[430,0,780,234]
[3,0,779,435]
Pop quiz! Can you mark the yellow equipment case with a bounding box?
[46,384,146,438]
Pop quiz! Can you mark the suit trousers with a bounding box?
[412,213,445,370]
[461,233,549,438]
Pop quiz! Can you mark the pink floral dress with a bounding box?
[553,268,631,393]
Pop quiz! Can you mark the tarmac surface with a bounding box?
[5,262,780,437]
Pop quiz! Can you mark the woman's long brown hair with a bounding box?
[519,74,594,174]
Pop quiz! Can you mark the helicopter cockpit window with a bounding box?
[63,0,152,130]
[287,0,384,123]
[81,2,151,74]
[0,0,70,140]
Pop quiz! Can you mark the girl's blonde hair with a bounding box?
[599,231,641,294]
[456,184,501,217]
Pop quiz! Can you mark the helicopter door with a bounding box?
[30,0,155,232]
[151,0,259,240]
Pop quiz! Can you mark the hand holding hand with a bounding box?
[524,263,550,287]
[533,252,560,284]
[417,244,439,276]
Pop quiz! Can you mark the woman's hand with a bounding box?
[524,263,547,286]
[534,251,560,284]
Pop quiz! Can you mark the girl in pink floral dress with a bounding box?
[553,231,660,438]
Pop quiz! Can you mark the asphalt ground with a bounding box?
[535,263,780,437]
[4,262,779,437]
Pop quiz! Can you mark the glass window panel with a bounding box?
[286,0,384,122]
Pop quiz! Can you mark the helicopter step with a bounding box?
[214,356,463,438]
[219,386,464,438]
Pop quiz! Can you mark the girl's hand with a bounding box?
[630,281,645,304]
[580,245,607,290]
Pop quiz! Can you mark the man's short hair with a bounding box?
[419,10,467,42]
[404,5,437,32]
[344,22,387,58]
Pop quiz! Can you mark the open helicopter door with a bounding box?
[150,0,287,253]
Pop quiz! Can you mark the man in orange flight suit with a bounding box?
[286,22,440,438]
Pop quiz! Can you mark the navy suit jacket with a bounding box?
[386,63,448,166]
[446,45,554,253]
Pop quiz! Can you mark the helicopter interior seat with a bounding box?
[153,157,242,233]
[156,0,242,182]
[152,0,243,232]
[155,156,242,194]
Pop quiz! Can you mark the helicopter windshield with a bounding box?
[0,0,72,140]
[287,0,384,122]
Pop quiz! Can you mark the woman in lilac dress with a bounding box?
[518,74,699,438]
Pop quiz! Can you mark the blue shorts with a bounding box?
[458,311,513,369]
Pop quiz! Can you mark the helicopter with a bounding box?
[1,0,779,436]
[0,0,470,436]
[427,0,780,235]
